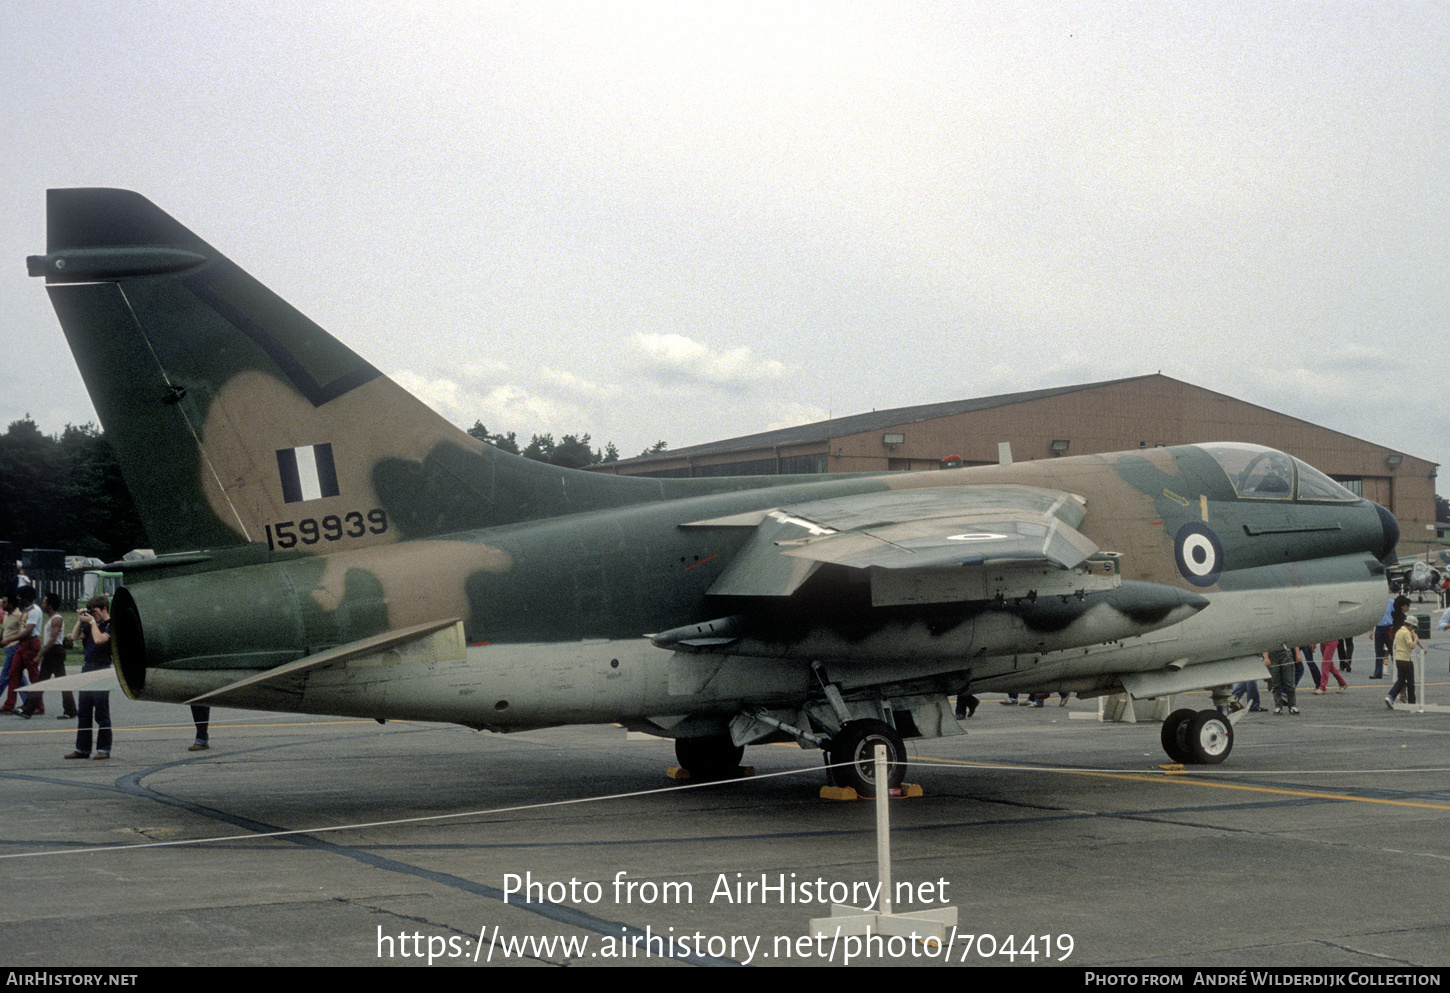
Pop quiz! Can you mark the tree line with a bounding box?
[467,422,667,469]
[0,417,148,560]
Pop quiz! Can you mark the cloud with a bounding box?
[458,359,511,379]
[633,332,791,389]
[538,366,621,399]
[765,402,831,432]
[975,350,1147,396]
[390,369,580,435]
[1191,352,1443,464]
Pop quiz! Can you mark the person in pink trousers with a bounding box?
[1314,640,1348,694]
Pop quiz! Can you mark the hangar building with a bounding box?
[588,374,1437,556]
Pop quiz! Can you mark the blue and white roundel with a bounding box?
[1174,523,1224,587]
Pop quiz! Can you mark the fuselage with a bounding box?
[114,442,1396,732]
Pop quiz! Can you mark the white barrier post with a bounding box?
[808,745,956,942]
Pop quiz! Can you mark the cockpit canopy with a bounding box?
[1198,443,1360,503]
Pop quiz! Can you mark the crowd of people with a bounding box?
[1,565,210,760]
[1,577,119,757]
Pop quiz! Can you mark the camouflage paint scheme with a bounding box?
[29,190,1400,782]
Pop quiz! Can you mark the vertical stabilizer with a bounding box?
[28,189,677,554]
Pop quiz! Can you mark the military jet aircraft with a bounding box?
[28,189,1401,794]
[1395,560,1441,601]
[1387,550,1447,602]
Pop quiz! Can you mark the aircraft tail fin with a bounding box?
[29,189,671,554]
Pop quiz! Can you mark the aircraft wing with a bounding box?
[659,481,1204,660]
[777,507,1097,571]
[694,484,1101,600]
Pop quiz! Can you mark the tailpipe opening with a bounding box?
[110,586,147,698]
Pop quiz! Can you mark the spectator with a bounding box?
[64,596,113,761]
[21,593,74,718]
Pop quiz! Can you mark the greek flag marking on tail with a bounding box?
[276,443,340,503]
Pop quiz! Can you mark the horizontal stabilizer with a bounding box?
[12,668,120,693]
[185,618,463,704]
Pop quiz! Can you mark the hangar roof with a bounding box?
[623,375,1149,462]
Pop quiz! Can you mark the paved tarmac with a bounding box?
[2,629,1449,969]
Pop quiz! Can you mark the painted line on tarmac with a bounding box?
[913,757,1450,812]
[0,761,844,861]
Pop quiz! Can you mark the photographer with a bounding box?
[63,595,112,760]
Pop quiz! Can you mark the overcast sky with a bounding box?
[3,2,1446,482]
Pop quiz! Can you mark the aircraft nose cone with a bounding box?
[1372,502,1400,563]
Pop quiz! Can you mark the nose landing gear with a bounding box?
[1161,707,1234,764]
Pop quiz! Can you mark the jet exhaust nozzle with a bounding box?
[109,586,147,698]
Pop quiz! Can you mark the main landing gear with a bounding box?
[825,719,907,798]
[673,717,910,797]
[1160,707,1233,764]
[673,734,745,781]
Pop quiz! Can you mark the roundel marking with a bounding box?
[1174,522,1224,587]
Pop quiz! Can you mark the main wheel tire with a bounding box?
[827,719,906,797]
[674,735,744,780]
[1186,709,1233,764]
[1160,708,1198,764]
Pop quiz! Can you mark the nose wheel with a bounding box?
[1161,708,1234,765]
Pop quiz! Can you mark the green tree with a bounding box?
[522,433,556,463]
[0,419,146,559]
[60,423,148,558]
[471,421,627,468]
[0,416,56,549]
[467,420,520,454]
[552,434,599,470]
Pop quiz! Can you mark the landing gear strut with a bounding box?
[826,719,907,797]
[1161,708,1233,764]
[674,734,744,780]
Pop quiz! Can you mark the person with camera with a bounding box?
[64,595,113,760]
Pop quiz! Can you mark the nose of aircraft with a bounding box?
[1372,502,1400,564]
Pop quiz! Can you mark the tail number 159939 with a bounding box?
[265,509,388,550]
